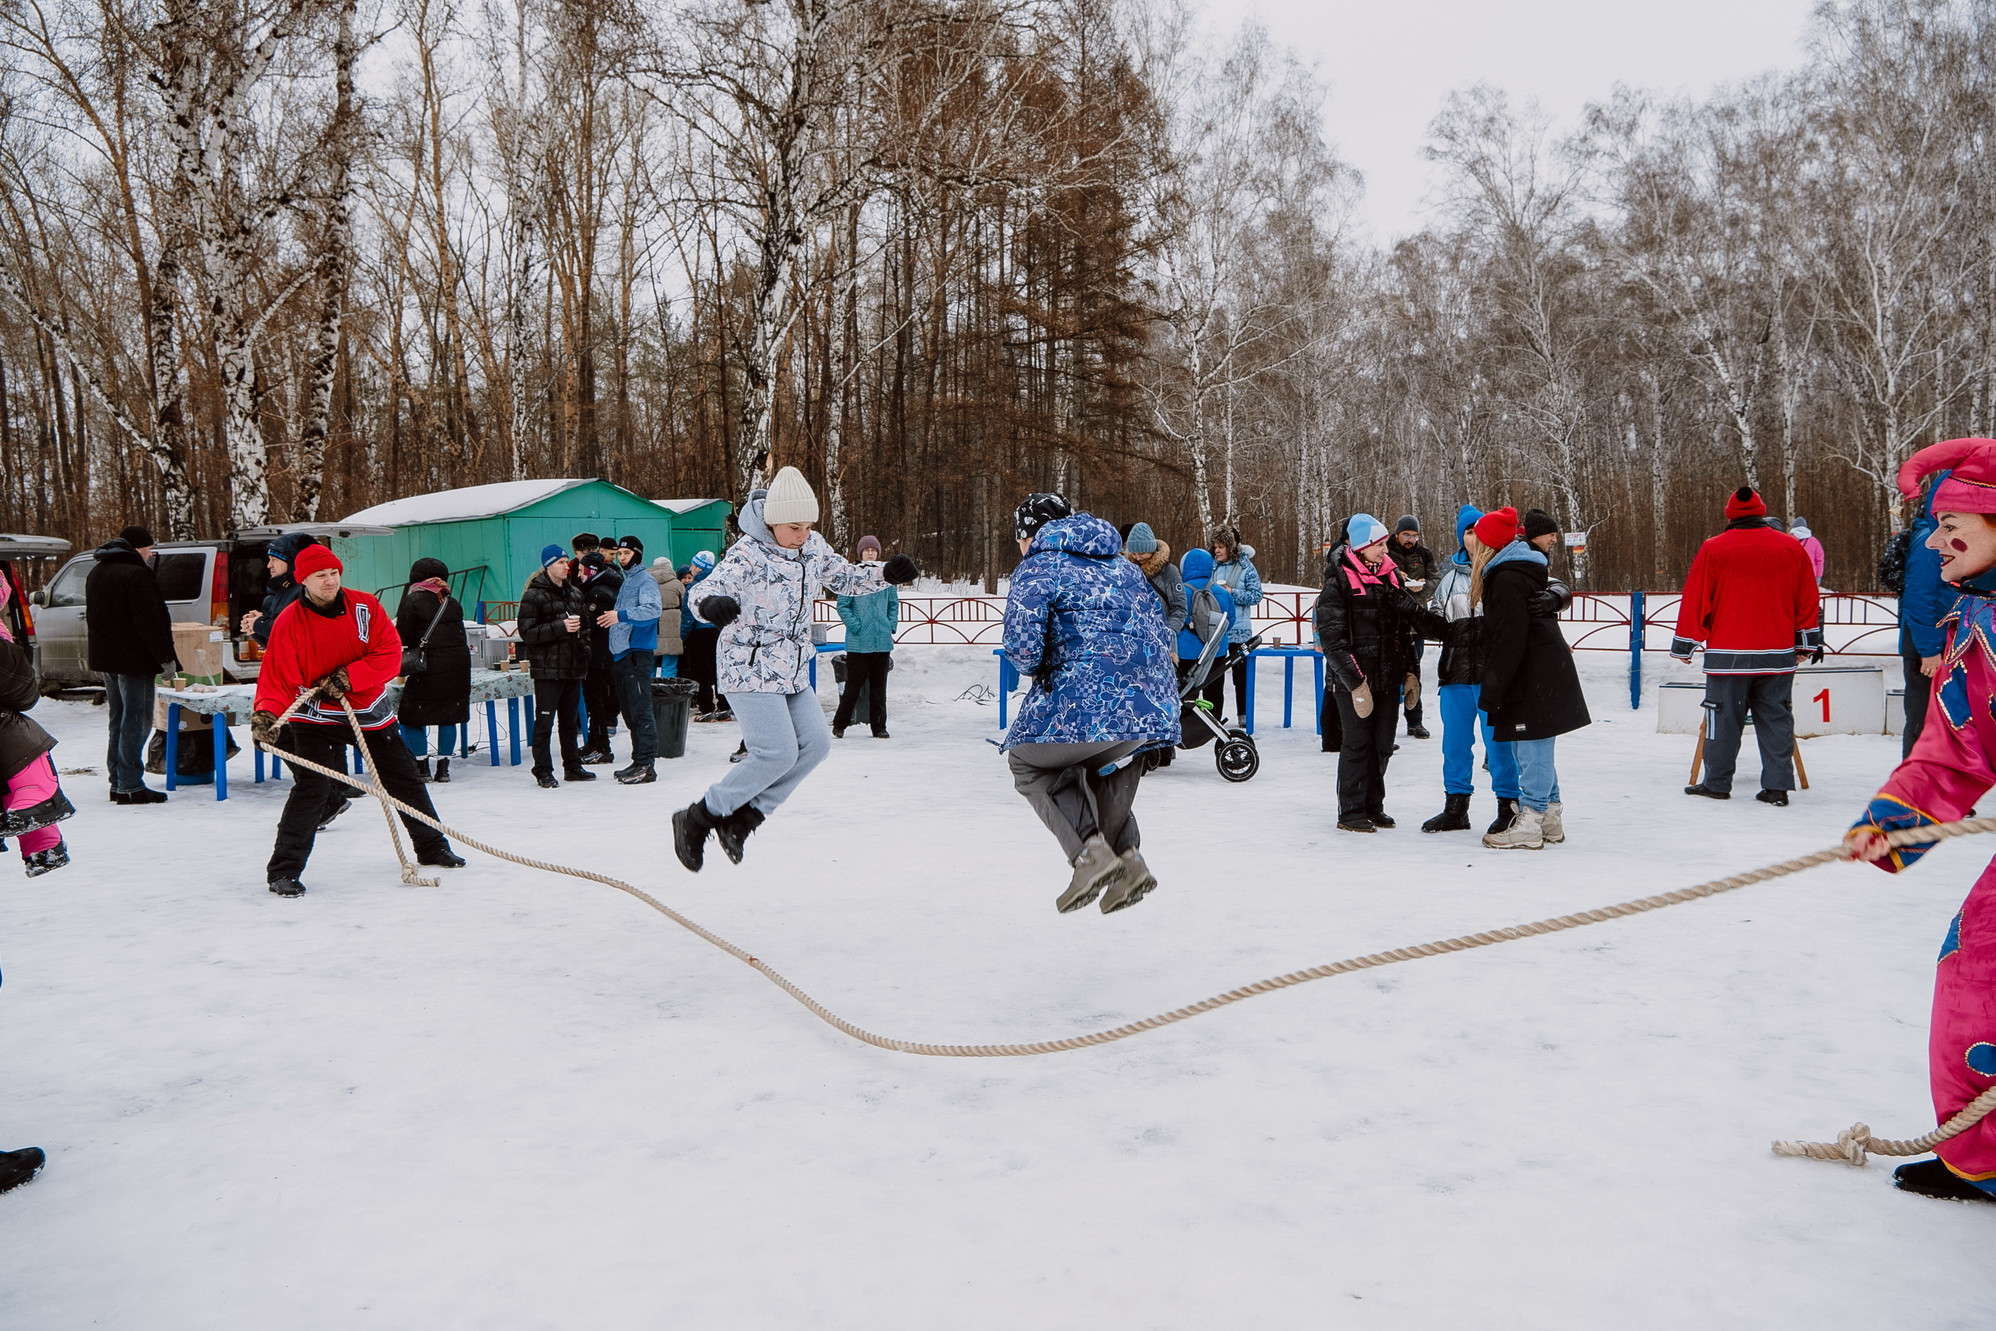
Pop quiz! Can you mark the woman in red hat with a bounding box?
[1846,437,1996,1203]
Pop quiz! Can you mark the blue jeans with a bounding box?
[399,724,459,758]
[103,672,155,793]
[1438,684,1519,798]
[1511,737,1561,812]
[703,689,831,818]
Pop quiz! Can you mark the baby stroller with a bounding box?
[1176,610,1262,783]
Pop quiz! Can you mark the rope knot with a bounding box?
[1771,1122,1872,1166]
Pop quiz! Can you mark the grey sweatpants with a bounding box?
[702,689,832,818]
[1007,740,1144,863]
[1701,672,1796,795]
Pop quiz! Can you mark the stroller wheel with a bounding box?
[1216,738,1259,783]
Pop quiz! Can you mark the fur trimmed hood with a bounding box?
[1127,540,1173,579]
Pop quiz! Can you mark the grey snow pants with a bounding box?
[1007,739,1144,864]
[1701,672,1796,795]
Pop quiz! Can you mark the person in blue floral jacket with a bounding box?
[1001,493,1179,917]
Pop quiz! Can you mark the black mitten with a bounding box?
[881,554,917,585]
[699,595,741,627]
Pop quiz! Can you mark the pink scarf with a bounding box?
[413,577,451,599]
[0,576,15,643]
[1341,546,1400,598]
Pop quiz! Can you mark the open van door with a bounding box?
[224,522,391,678]
[0,535,73,679]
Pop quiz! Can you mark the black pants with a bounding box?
[614,652,658,764]
[1320,683,1343,752]
[833,651,890,733]
[532,677,583,775]
[1700,672,1796,795]
[1332,680,1401,819]
[1903,644,1934,758]
[582,665,617,753]
[683,627,721,714]
[267,723,448,881]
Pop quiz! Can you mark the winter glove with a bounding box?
[315,666,353,699]
[1350,681,1375,718]
[1809,645,1825,665]
[881,554,918,585]
[698,595,740,627]
[160,662,180,681]
[1530,579,1573,617]
[250,710,281,750]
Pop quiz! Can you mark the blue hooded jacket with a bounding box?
[608,555,663,659]
[1901,469,1951,658]
[1176,547,1237,661]
[1001,513,1180,751]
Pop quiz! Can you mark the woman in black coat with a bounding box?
[1313,514,1446,832]
[396,557,472,782]
[1477,509,1589,850]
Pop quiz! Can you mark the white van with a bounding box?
[30,523,390,687]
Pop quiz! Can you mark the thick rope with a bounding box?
[251,700,1996,1160]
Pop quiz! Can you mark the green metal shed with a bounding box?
[334,480,731,619]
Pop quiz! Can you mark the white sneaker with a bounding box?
[1541,802,1564,844]
[1483,806,1545,850]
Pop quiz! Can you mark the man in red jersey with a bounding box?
[1673,485,1824,806]
[249,545,463,897]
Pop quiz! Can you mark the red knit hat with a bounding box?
[293,543,344,580]
[1724,486,1767,520]
[1472,506,1519,549]
[1897,438,1996,513]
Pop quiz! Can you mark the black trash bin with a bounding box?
[651,677,699,759]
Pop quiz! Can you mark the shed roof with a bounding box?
[343,479,592,527]
[654,498,727,515]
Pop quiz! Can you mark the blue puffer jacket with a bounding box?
[837,576,900,653]
[1211,550,1262,642]
[1902,469,1952,658]
[1001,514,1181,751]
[1176,547,1236,661]
[608,558,663,659]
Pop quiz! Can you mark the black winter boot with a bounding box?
[415,758,431,782]
[1486,798,1519,836]
[23,838,69,877]
[1685,783,1731,800]
[268,877,307,897]
[1893,1158,1996,1204]
[716,806,766,865]
[0,1146,46,1193]
[1422,793,1473,833]
[673,799,724,872]
[1756,789,1789,806]
[0,789,74,837]
[432,758,451,784]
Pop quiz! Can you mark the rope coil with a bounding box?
[256,687,1996,1161]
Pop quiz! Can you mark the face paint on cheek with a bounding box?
[1952,538,1971,553]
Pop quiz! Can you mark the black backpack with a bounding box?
[1878,528,1913,595]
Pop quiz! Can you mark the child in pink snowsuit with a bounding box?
[0,576,71,874]
[1848,436,1996,1204]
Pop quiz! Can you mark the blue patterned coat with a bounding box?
[1000,514,1181,751]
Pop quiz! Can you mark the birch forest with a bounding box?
[3,0,1994,590]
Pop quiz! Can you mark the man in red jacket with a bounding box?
[1672,486,1824,806]
[249,545,463,896]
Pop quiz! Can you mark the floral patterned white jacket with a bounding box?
[693,495,887,694]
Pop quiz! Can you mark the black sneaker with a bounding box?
[728,743,747,764]
[1338,817,1376,833]
[1685,784,1731,800]
[268,877,307,897]
[111,786,168,805]
[0,1147,46,1194]
[1368,812,1396,829]
[23,840,69,877]
[318,797,352,830]
[535,772,560,789]
[562,767,599,782]
[872,729,890,739]
[1756,789,1789,807]
[1893,1158,1996,1204]
[832,725,846,739]
[417,846,467,868]
[615,763,656,785]
[580,749,616,766]
[1406,724,1430,739]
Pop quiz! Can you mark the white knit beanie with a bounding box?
[762,466,820,525]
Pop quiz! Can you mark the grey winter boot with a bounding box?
[1099,847,1157,914]
[1541,801,1565,844]
[1057,835,1126,914]
[1483,806,1545,850]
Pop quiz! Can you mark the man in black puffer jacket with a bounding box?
[1314,514,1447,832]
[516,546,593,787]
[84,526,178,805]
[573,550,623,764]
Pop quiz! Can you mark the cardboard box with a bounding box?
[171,622,226,685]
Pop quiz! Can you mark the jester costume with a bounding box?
[1851,438,1996,1200]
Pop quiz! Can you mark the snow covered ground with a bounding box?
[2,649,1990,1329]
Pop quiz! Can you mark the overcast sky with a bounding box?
[1200,0,1820,240]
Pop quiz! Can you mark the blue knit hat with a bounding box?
[1125,522,1158,555]
[1346,513,1389,550]
[692,550,716,572]
[540,544,566,569]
